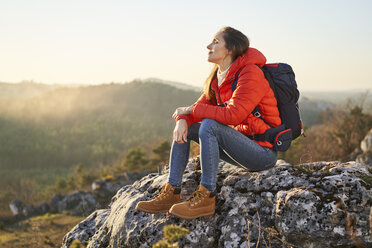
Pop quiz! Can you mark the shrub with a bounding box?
[152,140,171,165]
[281,100,372,165]
[124,147,149,172]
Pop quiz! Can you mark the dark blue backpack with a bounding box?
[231,63,304,152]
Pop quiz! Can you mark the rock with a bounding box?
[347,146,363,161]
[92,179,127,199]
[92,179,128,208]
[356,128,372,166]
[36,202,50,215]
[124,171,149,183]
[9,199,24,216]
[361,128,372,153]
[58,191,97,216]
[62,209,110,248]
[22,204,36,217]
[62,160,372,247]
[50,193,65,213]
[49,191,97,216]
[10,201,48,218]
[357,154,372,166]
[186,156,201,171]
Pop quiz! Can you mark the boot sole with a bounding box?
[168,210,214,220]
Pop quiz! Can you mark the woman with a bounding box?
[136,27,281,220]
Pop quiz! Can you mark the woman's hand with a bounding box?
[173,119,188,143]
[172,105,193,119]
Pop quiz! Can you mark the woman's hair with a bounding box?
[204,27,250,102]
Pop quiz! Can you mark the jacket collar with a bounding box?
[224,47,267,83]
[210,47,267,93]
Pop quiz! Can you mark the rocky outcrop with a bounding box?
[9,200,50,218]
[36,202,50,215]
[92,178,128,208]
[49,191,97,216]
[62,159,372,248]
[357,128,372,167]
[62,209,111,246]
[361,129,372,154]
[9,176,129,220]
[9,199,24,216]
[22,204,36,217]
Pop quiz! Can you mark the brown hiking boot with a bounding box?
[135,183,181,214]
[168,184,215,220]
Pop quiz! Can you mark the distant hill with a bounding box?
[302,90,372,107]
[0,81,64,99]
[0,79,201,100]
[298,96,335,126]
[299,90,372,126]
[0,81,200,172]
[144,78,202,92]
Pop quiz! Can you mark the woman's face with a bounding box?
[207,32,231,64]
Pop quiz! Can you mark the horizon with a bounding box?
[1,78,371,94]
[1,0,371,91]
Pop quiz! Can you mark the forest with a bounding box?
[0,81,199,213]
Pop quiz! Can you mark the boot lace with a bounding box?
[186,190,205,204]
[154,187,169,201]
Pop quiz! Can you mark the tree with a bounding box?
[330,106,372,157]
[124,147,149,172]
[281,100,372,165]
[152,140,171,165]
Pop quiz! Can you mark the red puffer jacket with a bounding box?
[177,47,281,149]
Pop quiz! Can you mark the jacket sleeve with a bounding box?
[192,66,269,125]
[175,93,211,126]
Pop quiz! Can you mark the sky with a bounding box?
[0,0,371,91]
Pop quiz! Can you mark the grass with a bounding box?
[0,213,84,248]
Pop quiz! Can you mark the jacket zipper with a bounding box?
[217,77,235,105]
[217,92,223,105]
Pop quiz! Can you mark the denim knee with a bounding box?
[199,119,219,139]
[187,123,201,142]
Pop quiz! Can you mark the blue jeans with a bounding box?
[167,119,277,191]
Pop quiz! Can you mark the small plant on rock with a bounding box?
[70,239,88,248]
[153,224,190,248]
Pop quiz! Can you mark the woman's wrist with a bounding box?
[177,118,187,124]
[187,105,194,114]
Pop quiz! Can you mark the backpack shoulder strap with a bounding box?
[233,66,277,98]
[257,65,278,100]
[231,69,243,92]
[230,67,274,128]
